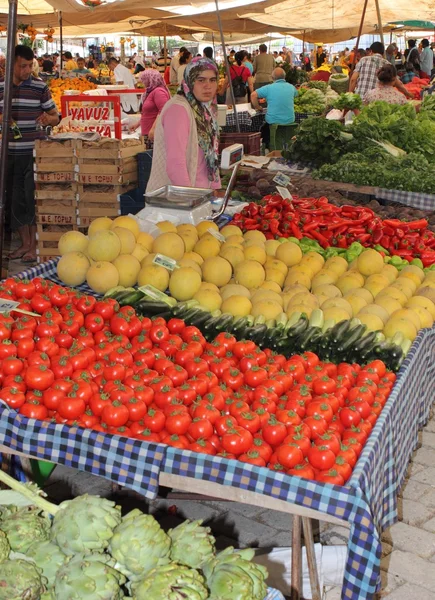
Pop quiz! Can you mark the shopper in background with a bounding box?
[420,39,433,77]
[146,57,220,192]
[203,47,213,60]
[63,51,78,71]
[0,45,59,264]
[243,51,254,75]
[363,64,409,105]
[386,44,397,66]
[315,46,327,68]
[253,43,275,90]
[229,50,236,64]
[156,49,171,75]
[138,69,170,141]
[350,42,413,99]
[170,46,187,85]
[177,50,192,84]
[251,67,298,148]
[219,50,254,104]
[401,62,418,84]
[86,55,95,69]
[73,57,91,75]
[405,39,420,72]
[107,56,139,113]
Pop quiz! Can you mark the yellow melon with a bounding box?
[152,232,185,261]
[58,230,88,256]
[202,256,232,287]
[87,230,121,262]
[57,252,90,286]
[112,254,141,287]
[111,215,140,239]
[169,267,202,301]
[86,261,119,294]
[137,264,169,291]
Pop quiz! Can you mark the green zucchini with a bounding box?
[190,311,215,328]
[286,316,309,339]
[298,326,321,352]
[247,324,268,343]
[335,324,367,355]
[231,316,250,335]
[104,285,126,299]
[275,312,288,329]
[309,309,324,329]
[118,290,145,306]
[329,319,352,345]
[212,314,235,334]
[171,299,199,316]
[284,311,303,331]
[134,299,172,316]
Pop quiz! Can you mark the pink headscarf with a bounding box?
[139,68,167,101]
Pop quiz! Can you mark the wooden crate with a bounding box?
[75,139,144,160]
[34,157,76,173]
[75,171,137,186]
[75,156,137,175]
[35,171,75,184]
[34,139,76,158]
[35,183,77,202]
[36,221,79,263]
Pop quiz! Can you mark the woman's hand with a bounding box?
[148,124,156,141]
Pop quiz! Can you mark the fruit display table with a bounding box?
[0,258,434,600]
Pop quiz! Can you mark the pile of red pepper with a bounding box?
[232,195,435,266]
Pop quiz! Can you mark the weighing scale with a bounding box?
[137,162,240,225]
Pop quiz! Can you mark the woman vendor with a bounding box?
[363,64,409,105]
[146,57,220,192]
[138,69,170,142]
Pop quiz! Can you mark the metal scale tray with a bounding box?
[144,186,214,211]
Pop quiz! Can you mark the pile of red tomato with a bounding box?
[0,276,395,486]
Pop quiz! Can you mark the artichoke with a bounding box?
[0,530,10,563]
[0,504,18,521]
[168,519,216,568]
[50,494,121,556]
[131,563,208,600]
[26,539,67,588]
[0,558,47,600]
[54,553,126,600]
[109,509,171,581]
[0,506,51,553]
[202,547,268,600]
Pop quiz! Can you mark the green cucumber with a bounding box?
[180,308,203,324]
[118,290,145,306]
[104,285,126,299]
[134,299,172,316]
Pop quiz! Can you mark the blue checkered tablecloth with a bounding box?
[2,259,435,600]
[374,187,435,211]
[223,110,265,133]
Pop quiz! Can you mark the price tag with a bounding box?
[0,299,19,313]
[276,186,293,200]
[0,299,40,317]
[273,173,291,187]
[153,254,179,271]
[138,284,173,305]
[207,228,226,242]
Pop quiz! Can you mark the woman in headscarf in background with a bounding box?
[146,57,220,192]
[139,69,170,142]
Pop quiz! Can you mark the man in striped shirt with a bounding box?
[0,45,58,263]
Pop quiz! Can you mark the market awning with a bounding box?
[241,0,435,38]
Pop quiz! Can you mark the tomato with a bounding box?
[312,376,336,396]
[276,443,304,469]
[251,436,273,463]
[339,406,361,428]
[161,433,190,449]
[316,469,345,485]
[3,374,26,393]
[30,293,51,314]
[2,357,24,376]
[57,394,86,420]
[0,386,26,409]
[303,414,328,439]
[347,386,374,405]
[267,452,286,472]
[285,432,311,456]
[36,337,59,358]
[51,356,73,379]
[24,365,54,391]
[333,455,353,481]
[187,418,213,441]
[343,437,363,457]
[350,398,371,420]
[189,439,217,455]
[288,461,316,480]
[337,443,357,468]
[165,409,192,435]
[235,411,261,434]
[0,340,17,360]
[191,402,220,424]
[42,386,67,411]
[305,401,334,424]
[101,400,129,427]
[167,318,185,334]
[229,400,250,418]
[15,280,36,299]
[20,400,48,420]
[48,285,69,307]
[221,426,253,456]
[232,340,256,359]
[276,408,302,429]
[307,445,336,470]
[314,432,340,455]
[262,416,287,447]
[238,450,266,467]
[125,398,146,422]
[243,365,268,388]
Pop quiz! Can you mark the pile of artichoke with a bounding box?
[0,469,269,600]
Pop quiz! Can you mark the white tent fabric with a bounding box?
[242,0,435,37]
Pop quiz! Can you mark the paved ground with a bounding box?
[5,252,435,599]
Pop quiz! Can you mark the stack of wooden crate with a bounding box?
[75,138,144,228]
[34,139,78,263]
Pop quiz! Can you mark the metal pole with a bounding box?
[352,0,369,69]
[0,0,18,271]
[214,0,239,132]
[59,11,63,70]
[374,0,385,46]
[163,24,167,68]
[212,32,216,56]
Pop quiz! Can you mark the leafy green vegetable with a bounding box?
[333,93,362,110]
[294,88,326,114]
[307,80,328,92]
[286,117,350,165]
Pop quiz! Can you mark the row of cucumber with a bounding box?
[104,287,409,371]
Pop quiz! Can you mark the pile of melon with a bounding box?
[56,219,435,342]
